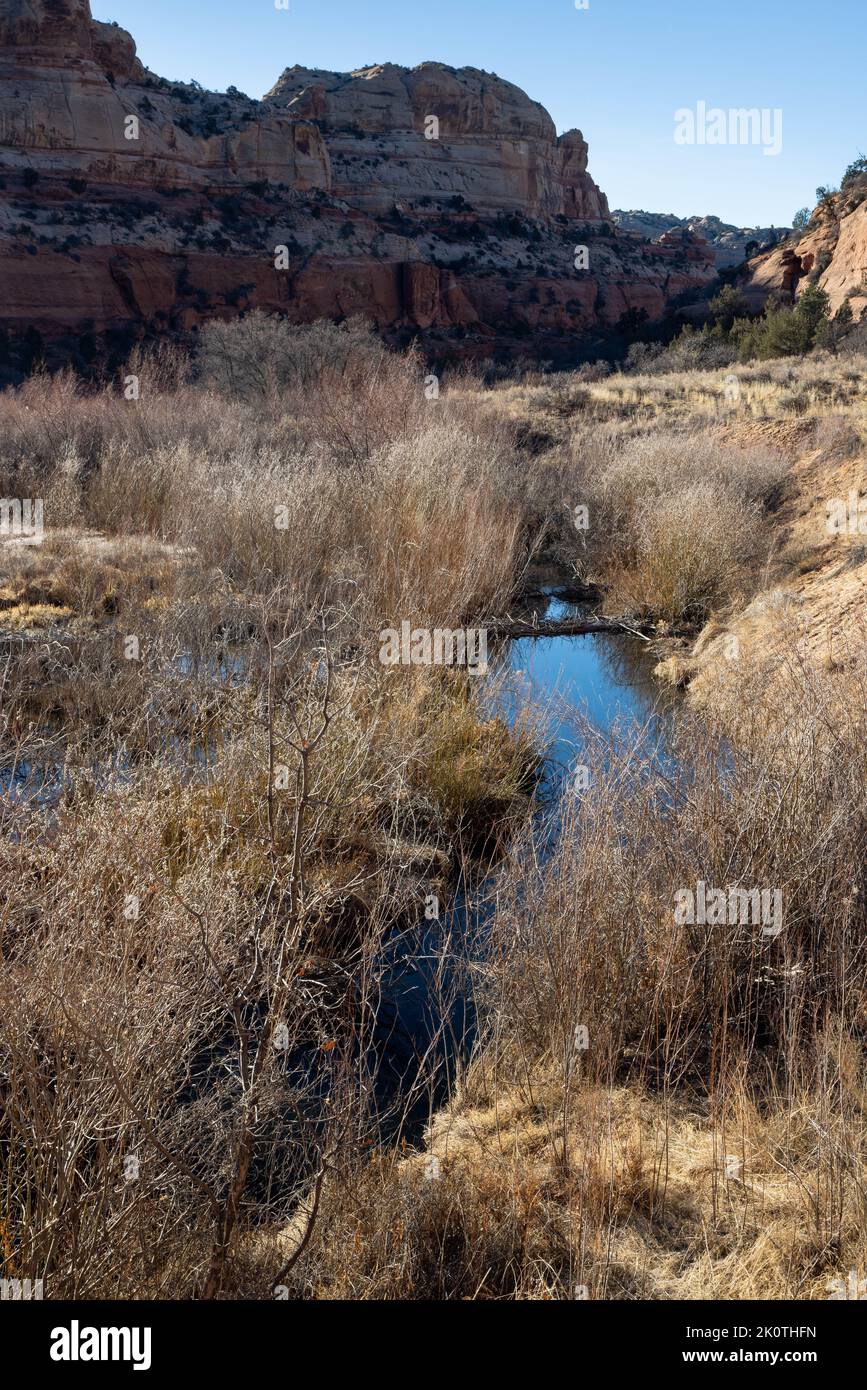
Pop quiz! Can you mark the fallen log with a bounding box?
[482,615,653,641]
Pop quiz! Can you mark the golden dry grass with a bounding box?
[0,331,864,1300]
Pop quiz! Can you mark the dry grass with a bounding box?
[0,330,864,1299]
[489,351,867,434]
[276,650,866,1301]
[276,1076,865,1300]
[0,334,540,1298]
[567,430,787,624]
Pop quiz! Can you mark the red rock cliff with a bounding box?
[0,0,717,370]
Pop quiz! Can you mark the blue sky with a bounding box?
[93,0,865,228]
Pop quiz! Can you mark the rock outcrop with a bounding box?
[612,210,789,269]
[0,0,330,190]
[266,63,608,221]
[0,0,718,372]
[742,177,867,319]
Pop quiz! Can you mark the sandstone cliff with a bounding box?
[0,1,330,190]
[266,63,608,221]
[742,176,867,319]
[0,0,717,373]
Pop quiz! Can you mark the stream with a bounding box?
[0,584,680,1140]
[372,582,677,1129]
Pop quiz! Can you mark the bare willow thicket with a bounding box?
[0,321,865,1298]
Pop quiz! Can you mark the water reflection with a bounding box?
[381,588,682,1129]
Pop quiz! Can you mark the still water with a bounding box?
[375,587,677,1126]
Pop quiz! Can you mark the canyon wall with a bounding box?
[0,0,717,372]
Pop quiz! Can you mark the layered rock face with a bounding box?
[0,0,330,189]
[266,63,608,221]
[0,0,718,371]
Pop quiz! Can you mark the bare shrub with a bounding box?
[1,340,863,1304]
[812,412,864,458]
[196,312,386,397]
[568,429,787,623]
[480,653,867,1092]
[628,482,765,623]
